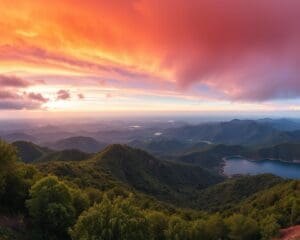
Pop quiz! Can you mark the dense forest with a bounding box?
[0,140,299,240]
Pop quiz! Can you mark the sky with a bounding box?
[1,0,300,118]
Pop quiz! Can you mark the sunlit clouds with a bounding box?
[1,0,300,115]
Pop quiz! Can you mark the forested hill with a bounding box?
[1,140,300,240]
[174,142,300,171]
[251,142,300,162]
[12,141,51,163]
[13,141,92,163]
[95,144,223,194]
[46,136,107,153]
[38,144,224,204]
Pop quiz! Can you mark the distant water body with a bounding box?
[224,158,300,179]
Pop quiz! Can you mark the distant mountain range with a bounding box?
[14,136,300,172]
[13,141,92,163]
[128,119,300,156]
[6,118,300,168]
[174,142,300,171]
[176,144,247,170]
[164,119,281,145]
[45,136,108,153]
[4,118,300,149]
[251,142,300,162]
[1,132,37,143]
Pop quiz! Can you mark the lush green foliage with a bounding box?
[225,214,259,240]
[26,176,89,239]
[176,144,247,170]
[37,144,223,207]
[13,141,92,163]
[71,196,149,240]
[0,141,299,240]
[49,136,107,153]
[0,141,18,193]
[0,141,40,213]
[252,142,300,162]
[12,141,50,163]
[38,149,92,162]
[195,174,282,211]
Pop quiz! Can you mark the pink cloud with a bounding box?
[0,75,32,88]
[26,92,49,103]
[2,0,300,102]
[136,0,300,101]
[0,90,48,110]
[0,90,17,99]
[0,73,48,110]
[77,93,85,99]
[0,100,43,110]
[56,89,71,100]
[105,93,113,98]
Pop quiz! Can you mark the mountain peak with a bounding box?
[48,136,107,153]
[95,144,154,164]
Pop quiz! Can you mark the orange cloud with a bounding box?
[1,0,300,103]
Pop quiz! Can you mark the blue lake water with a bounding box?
[223,159,300,179]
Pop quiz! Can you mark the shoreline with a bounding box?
[220,156,300,179]
[223,156,300,165]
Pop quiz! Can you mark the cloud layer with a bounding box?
[0,75,48,109]
[56,90,71,100]
[1,0,300,112]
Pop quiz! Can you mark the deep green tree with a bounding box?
[226,214,260,240]
[205,214,227,240]
[189,220,208,239]
[260,214,280,240]
[0,141,18,195]
[0,141,34,213]
[70,196,150,240]
[165,216,189,240]
[291,199,300,225]
[26,176,86,239]
[71,189,90,218]
[146,211,168,240]
[2,164,39,212]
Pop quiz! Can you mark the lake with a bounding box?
[223,158,300,179]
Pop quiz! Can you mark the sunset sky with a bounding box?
[1,0,300,117]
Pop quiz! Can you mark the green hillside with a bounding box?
[13,141,92,163]
[38,144,224,205]
[252,142,300,162]
[176,144,248,171]
[38,149,92,162]
[195,174,283,211]
[12,141,51,163]
[1,140,300,240]
[94,145,223,200]
[48,136,107,153]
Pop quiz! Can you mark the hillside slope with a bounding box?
[176,144,248,171]
[165,119,278,145]
[47,136,107,153]
[38,149,92,162]
[252,143,300,162]
[93,145,224,201]
[38,144,224,205]
[13,141,91,163]
[13,141,51,163]
[195,174,283,211]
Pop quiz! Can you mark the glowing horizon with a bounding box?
[1,0,300,116]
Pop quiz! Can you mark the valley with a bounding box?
[0,118,300,240]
